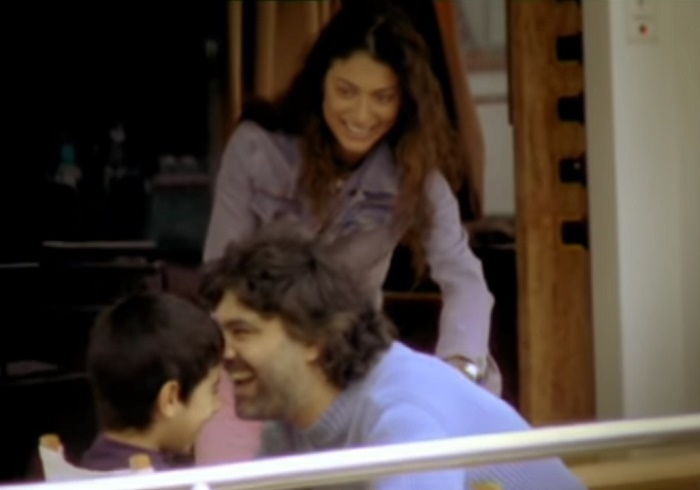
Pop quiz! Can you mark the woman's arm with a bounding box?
[423,172,495,372]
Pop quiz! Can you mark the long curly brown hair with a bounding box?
[242,3,465,274]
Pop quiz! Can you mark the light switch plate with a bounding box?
[627,0,658,43]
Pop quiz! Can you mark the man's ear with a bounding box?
[305,342,322,363]
[156,380,182,419]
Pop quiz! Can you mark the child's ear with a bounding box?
[156,380,182,419]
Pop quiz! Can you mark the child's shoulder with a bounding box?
[81,435,171,472]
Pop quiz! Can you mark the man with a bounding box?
[202,228,584,489]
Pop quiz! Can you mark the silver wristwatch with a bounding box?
[448,356,485,382]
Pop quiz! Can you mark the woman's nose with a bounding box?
[351,96,373,125]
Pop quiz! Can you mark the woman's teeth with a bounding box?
[344,122,372,138]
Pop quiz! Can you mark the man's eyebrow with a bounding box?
[222,319,255,330]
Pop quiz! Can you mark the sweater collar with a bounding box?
[300,343,398,448]
[301,377,362,448]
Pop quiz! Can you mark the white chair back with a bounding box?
[39,434,153,482]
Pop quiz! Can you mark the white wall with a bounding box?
[584,0,700,419]
[457,0,506,52]
[470,71,514,216]
[672,1,700,411]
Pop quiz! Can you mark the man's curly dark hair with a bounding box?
[200,225,395,389]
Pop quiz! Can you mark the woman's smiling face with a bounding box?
[322,51,401,165]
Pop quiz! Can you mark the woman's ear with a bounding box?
[156,380,182,419]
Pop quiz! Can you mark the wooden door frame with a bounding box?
[509,0,595,425]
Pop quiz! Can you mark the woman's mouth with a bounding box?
[342,120,375,140]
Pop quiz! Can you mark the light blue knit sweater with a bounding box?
[260,342,585,490]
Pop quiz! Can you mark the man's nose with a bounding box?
[223,335,237,361]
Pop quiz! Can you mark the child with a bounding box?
[81,292,223,470]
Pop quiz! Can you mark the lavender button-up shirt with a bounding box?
[204,121,494,364]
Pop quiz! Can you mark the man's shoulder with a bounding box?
[361,343,469,409]
[361,343,527,432]
[370,343,464,387]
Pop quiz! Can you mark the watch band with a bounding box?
[447,355,485,382]
[461,359,483,382]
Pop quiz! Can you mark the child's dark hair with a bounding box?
[87,292,224,431]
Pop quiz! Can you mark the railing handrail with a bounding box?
[3,413,699,490]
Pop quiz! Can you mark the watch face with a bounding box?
[463,362,481,381]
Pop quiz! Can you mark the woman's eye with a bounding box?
[376,92,397,104]
[336,85,355,97]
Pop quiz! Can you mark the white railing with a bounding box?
[3,413,700,490]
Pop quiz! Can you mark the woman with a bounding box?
[199,3,498,463]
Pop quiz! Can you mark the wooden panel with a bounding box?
[256,1,342,101]
[435,1,486,218]
[228,1,243,122]
[569,446,700,490]
[509,0,595,425]
[255,2,278,100]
